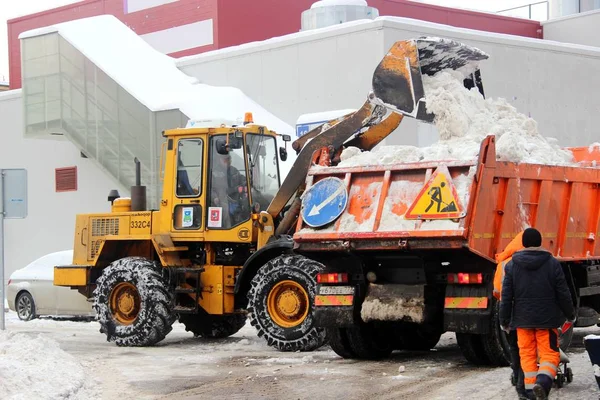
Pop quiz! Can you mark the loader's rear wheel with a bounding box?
[93,257,175,347]
[247,255,326,352]
[110,282,141,325]
[179,312,247,339]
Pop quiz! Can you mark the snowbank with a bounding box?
[0,331,99,399]
[339,69,574,167]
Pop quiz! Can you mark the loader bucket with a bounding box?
[372,37,489,122]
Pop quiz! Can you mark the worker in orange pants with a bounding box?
[499,228,576,400]
[517,328,560,396]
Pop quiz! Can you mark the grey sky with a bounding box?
[0,0,545,83]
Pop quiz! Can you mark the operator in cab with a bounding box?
[211,152,249,228]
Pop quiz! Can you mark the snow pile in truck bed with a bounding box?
[0,331,99,399]
[338,70,574,167]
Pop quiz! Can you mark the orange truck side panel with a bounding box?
[294,136,600,262]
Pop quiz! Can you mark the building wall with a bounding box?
[7,0,543,89]
[216,0,314,49]
[178,22,390,140]
[0,90,126,284]
[542,9,600,47]
[370,0,542,38]
[178,17,600,149]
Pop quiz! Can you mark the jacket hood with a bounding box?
[512,248,552,270]
[495,232,525,262]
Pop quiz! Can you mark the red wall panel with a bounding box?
[216,0,315,49]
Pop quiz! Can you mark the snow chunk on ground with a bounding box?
[0,331,99,400]
[339,69,574,167]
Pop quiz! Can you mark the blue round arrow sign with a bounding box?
[301,177,348,228]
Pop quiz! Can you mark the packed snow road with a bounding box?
[2,311,599,400]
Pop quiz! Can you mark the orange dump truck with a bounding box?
[293,136,600,364]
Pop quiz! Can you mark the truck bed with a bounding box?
[294,136,600,262]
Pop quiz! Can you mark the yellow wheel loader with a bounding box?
[54,37,487,350]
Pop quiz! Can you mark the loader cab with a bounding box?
[162,117,287,241]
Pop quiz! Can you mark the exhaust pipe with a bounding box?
[130,157,147,212]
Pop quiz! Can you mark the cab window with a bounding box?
[208,135,249,229]
[246,133,280,212]
[176,139,203,197]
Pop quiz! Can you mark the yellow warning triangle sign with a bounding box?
[405,166,464,220]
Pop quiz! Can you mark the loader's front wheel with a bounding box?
[179,311,247,339]
[247,255,326,352]
[93,257,175,346]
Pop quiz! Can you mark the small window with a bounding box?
[176,139,203,197]
[173,204,202,230]
[55,167,77,192]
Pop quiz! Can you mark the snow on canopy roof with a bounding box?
[18,15,292,135]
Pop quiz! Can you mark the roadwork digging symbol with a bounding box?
[405,166,464,220]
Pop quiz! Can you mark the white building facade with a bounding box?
[3,10,600,286]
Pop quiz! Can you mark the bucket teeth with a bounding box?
[372,37,489,121]
[416,37,489,76]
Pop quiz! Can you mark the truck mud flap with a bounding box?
[443,284,492,334]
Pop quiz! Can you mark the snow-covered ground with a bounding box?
[2,310,599,399]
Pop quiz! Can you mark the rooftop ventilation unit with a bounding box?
[301,0,379,31]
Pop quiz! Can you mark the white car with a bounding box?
[7,250,94,320]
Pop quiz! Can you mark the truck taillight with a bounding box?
[448,273,482,284]
[317,273,348,283]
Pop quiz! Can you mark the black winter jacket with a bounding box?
[499,248,575,329]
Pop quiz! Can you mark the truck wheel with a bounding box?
[480,299,511,366]
[345,323,393,360]
[247,255,326,352]
[398,325,442,351]
[327,327,357,358]
[93,257,175,346]
[179,312,247,339]
[456,333,490,365]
